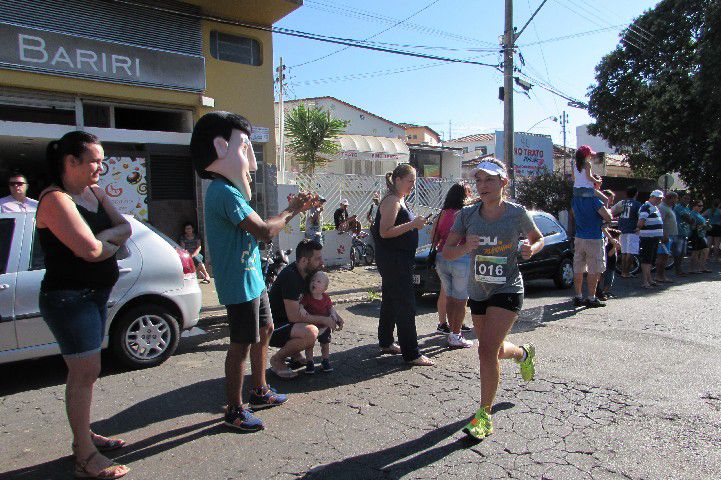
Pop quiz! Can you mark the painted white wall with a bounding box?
[576,125,617,154]
[441,150,462,179]
[443,137,496,162]
[276,98,402,139]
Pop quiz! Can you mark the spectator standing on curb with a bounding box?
[372,164,433,366]
[1,171,38,212]
[571,170,612,308]
[654,192,678,283]
[673,193,695,276]
[334,199,349,230]
[305,197,325,245]
[612,186,642,278]
[637,190,665,289]
[429,183,473,349]
[441,159,543,441]
[37,132,131,479]
[703,198,721,261]
[191,111,314,432]
[689,200,711,273]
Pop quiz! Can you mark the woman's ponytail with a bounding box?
[45,131,100,187]
[385,171,395,194]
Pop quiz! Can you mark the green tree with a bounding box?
[516,172,573,216]
[588,0,720,196]
[285,103,349,174]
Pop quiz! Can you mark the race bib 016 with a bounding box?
[474,255,507,284]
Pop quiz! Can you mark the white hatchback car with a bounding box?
[0,212,202,369]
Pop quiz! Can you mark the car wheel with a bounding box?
[363,244,375,265]
[111,304,180,369]
[554,257,574,289]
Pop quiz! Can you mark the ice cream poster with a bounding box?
[97,156,148,221]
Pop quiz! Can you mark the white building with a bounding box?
[275,96,408,176]
[443,133,497,162]
[576,125,617,154]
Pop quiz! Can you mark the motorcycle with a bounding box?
[260,242,292,288]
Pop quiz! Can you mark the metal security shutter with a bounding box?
[148,156,195,200]
[0,0,202,56]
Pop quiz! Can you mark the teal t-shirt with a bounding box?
[690,211,708,239]
[674,203,692,238]
[204,178,264,305]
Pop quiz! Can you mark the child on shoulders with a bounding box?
[573,145,607,202]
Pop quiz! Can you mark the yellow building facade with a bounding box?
[0,0,300,236]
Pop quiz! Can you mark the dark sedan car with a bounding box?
[413,211,574,295]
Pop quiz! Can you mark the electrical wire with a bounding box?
[518,25,623,46]
[304,0,496,46]
[106,0,501,70]
[573,0,654,42]
[551,0,646,52]
[291,0,444,68]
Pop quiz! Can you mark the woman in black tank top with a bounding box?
[36,132,131,479]
[372,164,433,366]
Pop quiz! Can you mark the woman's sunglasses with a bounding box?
[8,182,26,186]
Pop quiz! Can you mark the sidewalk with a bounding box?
[199,265,381,318]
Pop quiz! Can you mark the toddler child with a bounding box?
[299,271,344,373]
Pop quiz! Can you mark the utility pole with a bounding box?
[503,0,516,198]
[275,58,286,183]
[561,111,568,176]
[448,119,452,141]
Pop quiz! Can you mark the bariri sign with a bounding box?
[494,131,554,177]
[0,22,205,92]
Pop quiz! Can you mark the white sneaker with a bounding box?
[448,333,473,349]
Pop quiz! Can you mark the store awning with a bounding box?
[335,134,410,157]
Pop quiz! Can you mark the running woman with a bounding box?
[442,158,544,441]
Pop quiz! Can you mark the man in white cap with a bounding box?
[636,190,665,288]
[334,198,350,230]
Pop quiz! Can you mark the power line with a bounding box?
[551,0,647,52]
[304,0,496,46]
[288,62,446,86]
[106,0,500,70]
[291,0,444,68]
[573,0,654,42]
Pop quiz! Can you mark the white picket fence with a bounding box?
[284,172,460,225]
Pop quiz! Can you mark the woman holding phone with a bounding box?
[371,164,433,366]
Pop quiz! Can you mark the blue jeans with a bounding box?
[39,288,111,357]
[305,227,323,246]
[376,249,420,362]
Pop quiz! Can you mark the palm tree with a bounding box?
[285,103,349,174]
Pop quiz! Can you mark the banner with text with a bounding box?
[494,131,553,177]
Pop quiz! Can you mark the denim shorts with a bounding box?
[436,253,470,300]
[192,253,204,265]
[39,288,112,358]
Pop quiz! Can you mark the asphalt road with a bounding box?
[1,270,720,480]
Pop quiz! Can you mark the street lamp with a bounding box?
[526,115,558,132]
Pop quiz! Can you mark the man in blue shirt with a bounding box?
[611,186,642,278]
[572,192,612,307]
[192,111,313,432]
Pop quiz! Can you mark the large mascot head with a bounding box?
[190,111,257,201]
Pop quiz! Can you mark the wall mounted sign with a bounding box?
[0,22,206,92]
[494,131,553,177]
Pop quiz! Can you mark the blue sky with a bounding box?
[273,0,659,146]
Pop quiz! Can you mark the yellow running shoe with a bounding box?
[517,343,535,381]
[462,408,493,440]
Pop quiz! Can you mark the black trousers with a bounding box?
[376,249,421,362]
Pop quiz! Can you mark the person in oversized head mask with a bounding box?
[191,111,315,432]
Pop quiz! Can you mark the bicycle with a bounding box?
[349,231,375,270]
